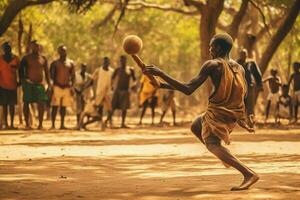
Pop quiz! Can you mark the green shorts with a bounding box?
[22,81,48,103]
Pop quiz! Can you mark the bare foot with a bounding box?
[9,126,18,130]
[37,125,43,130]
[231,174,259,191]
[60,126,68,130]
[121,124,130,129]
[24,126,33,130]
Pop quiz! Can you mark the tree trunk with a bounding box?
[199,0,225,64]
[0,0,54,36]
[0,0,28,36]
[259,0,300,75]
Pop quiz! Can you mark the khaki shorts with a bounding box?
[51,85,73,107]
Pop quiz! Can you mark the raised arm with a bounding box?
[143,61,214,96]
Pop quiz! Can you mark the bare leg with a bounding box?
[151,104,155,125]
[77,114,81,127]
[51,106,58,129]
[265,100,271,123]
[2,105,9,129]
[23,103,31,129]
[295,101,298,123]
[139,101,148,125]
[60,107,66,129]
[160,110,167,124]
[106,108,114,127]
[191,117,259,191]
[37,103,44,129]
[83,116,101,128]
[121,109,128,128]
[9,105,15,129]
[172,110,176,126]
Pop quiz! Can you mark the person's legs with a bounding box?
[295,100,298,123]
[265,100,271,123]
[106,108,114,126]
[206,142,259,190]
[150,97,157,125]
[60,106,66,129]
[190,116,259,190]
[37,102,44,129]
[23,103,31,129]
[160,110,167,124]
[172,109,176,126]
[121,109,128,128]
[2,105,8,129]
[51,106,58,129]
[139,100,148,125]
[9,105,15,129]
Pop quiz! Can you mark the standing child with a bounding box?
[263,69,281,123]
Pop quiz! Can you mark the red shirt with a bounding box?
[0,56,20,90]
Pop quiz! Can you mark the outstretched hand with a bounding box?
[142,65,163,76]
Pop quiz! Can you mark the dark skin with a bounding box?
[275,87,292,123]
[263,71,281,123]
[80,58,111,130]
[143,39,259,191]
[106,56,136,128]
[160,91,176,126]
[20,42,51,129]
[75,64,88,125]
[138,79,157,125]
[50,46,75,129]
[1,43,19,129]
[288,64,300,122]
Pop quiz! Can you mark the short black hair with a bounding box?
[211,33,233,53]
[2,41,10,47]
[293,62,300,67]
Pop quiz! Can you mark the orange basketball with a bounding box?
[123,35,143,55]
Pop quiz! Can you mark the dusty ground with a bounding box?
[0,117,300,200]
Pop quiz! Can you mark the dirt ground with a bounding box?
[0,117,300,200]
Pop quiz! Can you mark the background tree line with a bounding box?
[0,0,299,112]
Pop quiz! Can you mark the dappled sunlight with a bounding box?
[0,174,58,182]
[1,126,300,199]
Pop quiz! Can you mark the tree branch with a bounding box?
[0,0,55,36]
[259,0,300,75]
[27,0,55,6]
[113,0,130,37]
[256,16,282,41]
[249,0,270,35]
[183,0,204,13]
[128,1,198,15]
[227,0,249,40]
[93,4,118,28]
